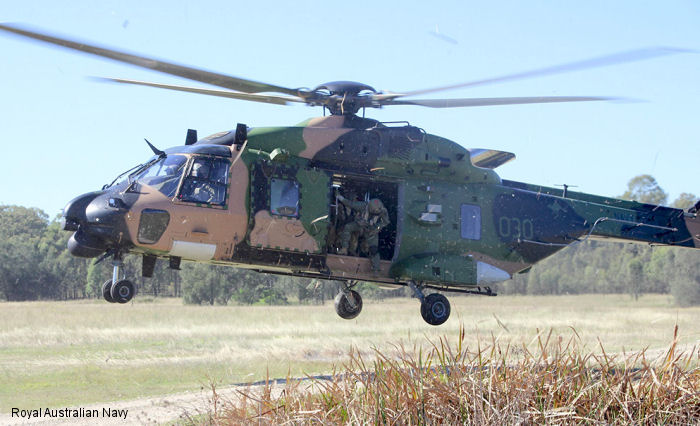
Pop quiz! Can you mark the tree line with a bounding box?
[0,175,697,305]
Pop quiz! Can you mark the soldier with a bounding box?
[336,193,390,272]
[183,161,218,203]
[335,188,359,255]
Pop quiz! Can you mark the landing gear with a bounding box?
[102,280,116,303]
[334,281,363,320]
[101,252,135,304]
[111,280,135,304]
[409,281,451,326]
[420,293,451,326]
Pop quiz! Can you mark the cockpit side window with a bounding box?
[178,157,230,206]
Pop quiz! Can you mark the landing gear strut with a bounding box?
[102,253,135,304]
[409,281,451,326]
[334,280,363,320]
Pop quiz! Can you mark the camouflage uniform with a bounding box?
[335,190,359,254]
[187,162,215,203]
[337,196,389,271]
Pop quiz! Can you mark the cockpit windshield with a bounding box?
[132,155,188,197]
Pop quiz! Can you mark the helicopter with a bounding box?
[1,24,698,325]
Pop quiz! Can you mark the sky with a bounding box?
[0,0,698,217]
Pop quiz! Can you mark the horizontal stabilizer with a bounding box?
[468,149,515,169]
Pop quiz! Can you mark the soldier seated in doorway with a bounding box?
[336,191,390,272]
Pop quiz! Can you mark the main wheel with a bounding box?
[420,293,451,326]
[102,280,116,303]
[111,279,135,304]
[334,290,363,320]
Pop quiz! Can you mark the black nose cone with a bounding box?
[62,191,133,257]
[62,191,103,231]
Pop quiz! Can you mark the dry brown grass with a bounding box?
[1,295,698,412]
[211,325,700,424]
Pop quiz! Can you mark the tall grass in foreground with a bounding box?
[207,326,699,424]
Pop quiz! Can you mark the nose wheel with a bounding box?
[102,280,116,303]
[334,281,363,320]
[101,253,135,304]
[111,279,135,304]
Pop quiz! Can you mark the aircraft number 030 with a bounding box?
[498,216,534,240]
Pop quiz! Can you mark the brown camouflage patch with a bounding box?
[326,254,391,279]
[125,148,250,261]
[249,210,319,253]
[300,116,352,159]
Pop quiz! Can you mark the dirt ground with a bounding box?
[0,381,289,425]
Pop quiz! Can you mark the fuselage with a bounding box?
[62,116,700,291]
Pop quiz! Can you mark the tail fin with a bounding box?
[685,201,700,248]
[689,200,700,215]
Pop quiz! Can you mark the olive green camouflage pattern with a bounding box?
[2,22,696,325]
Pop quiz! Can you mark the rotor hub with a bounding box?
[306,81,378,115]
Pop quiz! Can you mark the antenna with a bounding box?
[554,184,578,198]
[144,138,166,158]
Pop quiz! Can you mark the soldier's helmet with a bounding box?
[368,198,385,214]
[192,162,210,178]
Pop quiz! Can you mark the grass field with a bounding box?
[0,294,698,413]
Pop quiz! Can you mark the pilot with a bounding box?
[336,193,389,272]
[188,161,217,203]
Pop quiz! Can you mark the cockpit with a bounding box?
[106,145,232,207]
[177,156,229,205]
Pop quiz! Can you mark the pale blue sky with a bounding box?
[1,1,698,216]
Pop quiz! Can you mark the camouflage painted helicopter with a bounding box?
[2,24,698,325]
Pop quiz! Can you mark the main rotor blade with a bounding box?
[0,23,299,96]
[402,47,689,97]
[93,77,306,105]
[384,96,616,108]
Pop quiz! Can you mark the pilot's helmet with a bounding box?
[192,162,210,178]
[368,198,384,214]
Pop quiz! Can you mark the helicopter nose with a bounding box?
[62,191,133,257]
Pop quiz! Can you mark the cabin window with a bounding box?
[178,157,229,205]
[270,178,299,217]
[460,204,481,240]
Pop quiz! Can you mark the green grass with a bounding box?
[0,294,698,412]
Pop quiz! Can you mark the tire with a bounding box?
[420,293,451,326]
[102,280,116,303]
[334,290,363,320]
[110,280,135,304]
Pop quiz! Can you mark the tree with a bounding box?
[180,263,244,305]
[620,174,668,205]
[671,192,697,210]
[38,219,90,299]
[669,250,700,307]
[0,206,50,301]
[627,257,643,301]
